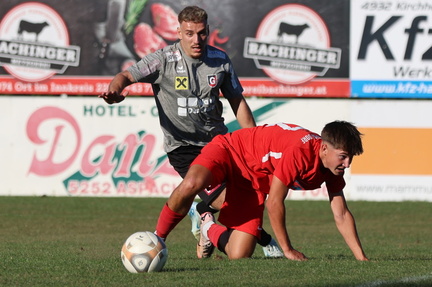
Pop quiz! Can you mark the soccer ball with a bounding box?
[121,231,168,273]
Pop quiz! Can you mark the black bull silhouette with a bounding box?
[277,22,310,43]
[17,20,49,41]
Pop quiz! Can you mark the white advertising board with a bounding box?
[350,0,432,98]
[2,96,432,202]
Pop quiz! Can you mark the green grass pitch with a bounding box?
[1,197,431,286]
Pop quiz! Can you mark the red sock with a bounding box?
[155,203,185,240]
[207,224,227,249]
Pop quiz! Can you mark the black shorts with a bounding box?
[167,145,225,204]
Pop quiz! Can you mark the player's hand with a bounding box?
[98,90,128,104]
[284,249,308,261]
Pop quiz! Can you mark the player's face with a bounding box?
[177,21,208,59]
[321,143,353,176]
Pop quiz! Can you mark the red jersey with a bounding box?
[219,123,345,194]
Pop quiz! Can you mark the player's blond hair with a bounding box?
[178,6,208,24]
[321,121,363,156]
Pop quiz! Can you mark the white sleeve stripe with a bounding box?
[276,123,305,131]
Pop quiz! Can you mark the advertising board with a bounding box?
[2,96,432,201]
[350,0,432,98]
[0,0,350,97]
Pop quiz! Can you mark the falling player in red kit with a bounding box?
[155,121,369,260]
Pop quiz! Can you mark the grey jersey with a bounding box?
[127,42,244,152]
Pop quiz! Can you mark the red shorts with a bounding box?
[191,135,266,238]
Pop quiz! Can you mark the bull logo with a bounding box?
[17,20,49,42]
[0,2,80,82]
[277,22,310,44]
[243,4,341,85]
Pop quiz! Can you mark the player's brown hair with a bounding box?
[321,121,363,156]
[178,6,208,24]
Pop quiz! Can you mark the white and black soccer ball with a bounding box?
[121,231,168,273]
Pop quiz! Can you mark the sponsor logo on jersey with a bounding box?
[166,50,182,62]
[243,4,341,85]
[175,76,188,90]
[207,75,217,87]
[176,64,186,73]
[0,2,80,82]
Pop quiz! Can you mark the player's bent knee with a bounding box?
[225,230,256,260]
[179,176,207,194]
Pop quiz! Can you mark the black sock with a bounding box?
[196,201,218,215]
[257,229,272,246]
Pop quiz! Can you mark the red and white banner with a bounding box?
[0,0,350,97]
[3,96,432,201]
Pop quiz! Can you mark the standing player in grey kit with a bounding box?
[99,5,282,258]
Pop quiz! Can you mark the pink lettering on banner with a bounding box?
[81,135,116,177]
[80,132,177,178]
[116,179,176,196]
[114,133,156,178]
[26,106,81,176]
[26,106,179,197]
[136,134,157,176]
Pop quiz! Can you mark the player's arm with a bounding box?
[329,191,369,261]
[99,70,136,104]
[266,175,307,261]
[226,97,256,128]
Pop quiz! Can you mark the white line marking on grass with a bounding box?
[356,274,432,287]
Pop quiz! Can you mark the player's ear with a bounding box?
[321,142,328,155]
[177,26,182,39]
